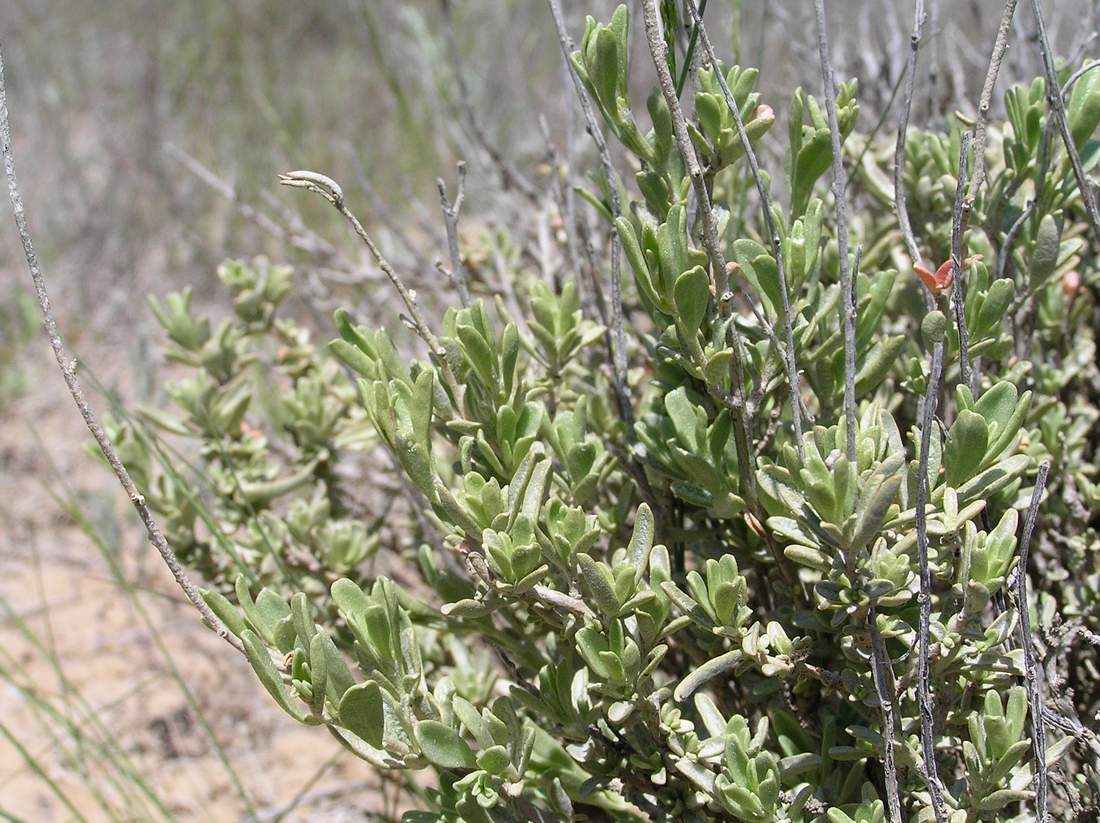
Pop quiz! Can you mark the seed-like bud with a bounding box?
[278,170,344,205]
[1063,269,1081,299]
[922,310,948,346]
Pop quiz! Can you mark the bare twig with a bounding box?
[1031,0,1100,246]
[914,333,949,823]
[1062,60,1100,98]
[869,610,904,823]
[927,0,941,121]
[849,59,907,187]
[167,144,339,260]
[0,48,244,656]
[813,0,857,461]
[949,134,975,393]
[997,199,1036,281]
[440,0,538,199]
[1016,462,1051,823]
[437,160,471,305]
[531,585,595,619]
[546,0,635,437]
[279,171,463,403]
[638,0,760,504]
[675,0,709,96]
[894,0,927,271]
[966,1,1019,214]
[912,125,972,823]
[684,0,805,461]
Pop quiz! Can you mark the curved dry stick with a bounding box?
[1062,60,1100,97]
[437,160,471,306]
[0,48,244,656]
[684,0,806,462]
[1031,0,1100,247]
[966,0,1019,214]
[997,199,1036,282]
[813,0,857,462]
[894,0,927,271]
[1016,462,1051,823]
[439,0,537,200]
[279,171,466,408]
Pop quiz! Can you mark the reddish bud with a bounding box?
[1063,270,1081,299]
[915,254,982,294]
[915,260,955,293]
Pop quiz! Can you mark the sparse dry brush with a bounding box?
[5,1,1100,820]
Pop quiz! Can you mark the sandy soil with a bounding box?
[0,314,398,821]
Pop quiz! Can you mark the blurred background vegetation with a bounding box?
[1,1,1097,820]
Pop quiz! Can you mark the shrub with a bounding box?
[13,2,1100,821]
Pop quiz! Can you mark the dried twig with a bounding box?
[949,134,975,393]
[675,0,709,96]
[914,333,949,823]
[997,199,1036,281]
[912,126,971,823]
[440,0,537,199]
[437,160,471,305]
[1062,60,1100,98]
[1016,462,1052,823]
[813,0,857,461]
[684,0,805,461]
[279,171,463,403]
[894,0,927,272]
[545,0,635,437]
[966,0,1019,214]
[927,0,941,121]
[869,611,904,823]
[1030,0,1100,246]
[0,48,245,656]
[167,144,339,260]
[638,0,759,502]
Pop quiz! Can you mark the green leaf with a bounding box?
[409,370,435,450]
[338,681,385,748]
[849,460,904,553]
[945,410,989,487]
[673,649,741,701]
[331,578,370,620]
[476,745,512,776]
[1028,213,1061,287]
[976,788,1033,811]
[665,387,701,452]
[792,129,832,216]
[1068,64,1100,149]
[854,335,905,397]
[592,27,620,111]
[955,454,1030,502]
[673,265,711,335]
[200,589,247,638]
[976,279,1014,335]
[415,720,476,770]
[578,553,620,617]
[696,93,724,144]
[971,381,1017,433]
[307,633,327,717]
[627,503,655,571]
[242,629,308,723]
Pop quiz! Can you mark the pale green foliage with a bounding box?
[112,5,1100,821]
